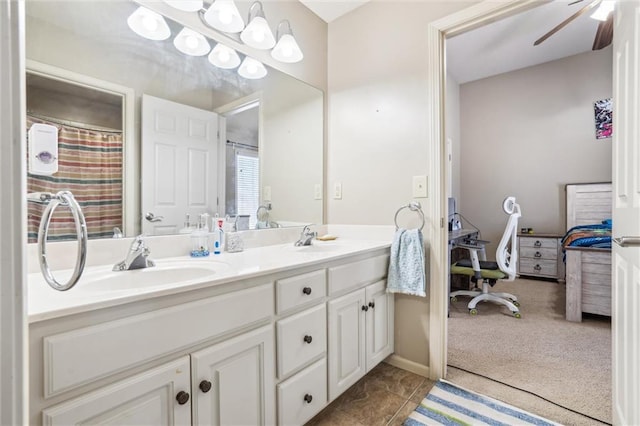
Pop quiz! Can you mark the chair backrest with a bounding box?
[495,196,521,281]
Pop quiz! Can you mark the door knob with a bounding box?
[145,212,164,223]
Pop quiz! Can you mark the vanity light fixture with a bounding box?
[590,0,615,21]
[174,27,211,56]
[237,57,267,79]
[127,6,171,41]
[240,2,276,50]
[208,43,241,69]
[271,20,303,63]
[203,0,245,33]
[162,0,204,12]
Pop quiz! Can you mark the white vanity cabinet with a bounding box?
[327,255,393,401]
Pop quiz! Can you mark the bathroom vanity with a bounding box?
[28,237,393,425]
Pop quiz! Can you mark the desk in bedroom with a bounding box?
[449,228,479,290]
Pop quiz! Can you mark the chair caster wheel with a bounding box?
[469,308,478,316]
[512,300,520,307]
[513,312,521,319]
[450,296,457,303]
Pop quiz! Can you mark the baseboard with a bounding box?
[385,354,430,378]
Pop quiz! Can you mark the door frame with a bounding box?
[426,0,549,380]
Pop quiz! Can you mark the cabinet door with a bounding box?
[328,288,366,402]
[190,325,275,426]
[42,357,191,425]
[365,280,394,371]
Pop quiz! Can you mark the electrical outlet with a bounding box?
[333,182,342,199]
[263,185,272,201]
[314,184,322,200]
[412,175,428,198]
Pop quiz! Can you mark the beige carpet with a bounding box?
[448,277,611,425]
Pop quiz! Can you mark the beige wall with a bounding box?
[327,0,480,370]
[459,48,613,255]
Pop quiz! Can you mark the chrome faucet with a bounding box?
[113,235,155,271]
[294,225,316,246]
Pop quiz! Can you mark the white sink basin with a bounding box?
[283,242,341,253]
[80,259,229,292]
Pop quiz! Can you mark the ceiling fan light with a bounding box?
[203,0,245,33]
[162,0,204,12]
[238,57,268,79]
[174,27,211,56]
[271,20,303,63]
[127,6,171,41]
[208,43,241,69]
[240,2,276,49]
[591,0,615,21]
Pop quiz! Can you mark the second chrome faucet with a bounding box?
[113,235,155,271]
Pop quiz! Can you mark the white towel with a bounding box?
[387,228,426,297]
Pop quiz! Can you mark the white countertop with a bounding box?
[28,238,391,323]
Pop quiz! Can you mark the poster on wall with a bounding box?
[594,98,612,139]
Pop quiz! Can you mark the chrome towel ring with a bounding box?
[28,191,88,291]
[394,201,425,230]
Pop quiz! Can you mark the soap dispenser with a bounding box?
[225,216,244,253]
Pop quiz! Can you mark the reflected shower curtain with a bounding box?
[26,116,123,243]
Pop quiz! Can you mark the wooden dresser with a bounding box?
[517,233,565,281]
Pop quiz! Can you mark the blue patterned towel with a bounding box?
[387,228,426,297]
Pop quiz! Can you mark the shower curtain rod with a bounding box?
[27,111,123,133]
[226,139,258,151]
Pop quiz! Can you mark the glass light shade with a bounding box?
[238,57,267,79]
[173,27,211,56]
[127,6,171,41]
[203,0,245,33]
[590,0,615,21]
[240,16,275,49]
[271,34,303,63]
[208,44,241,69]
[163,0,203,12]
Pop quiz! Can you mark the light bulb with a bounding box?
[253,31,265,43]
[127,6,171,41]
[219,50,230,62]
[142,15,158,32]
[185,35,198,49]
[208,43,241,69]
[247,63,258,74]
[219,9,232,24]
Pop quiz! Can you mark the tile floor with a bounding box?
[305,362,436,426]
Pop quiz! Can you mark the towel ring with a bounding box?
[394,201,425,230]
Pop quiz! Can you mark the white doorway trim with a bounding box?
[426,0,547,380]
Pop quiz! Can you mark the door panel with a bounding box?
[365,280,394,372]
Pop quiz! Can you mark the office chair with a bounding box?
[450,197,522,318]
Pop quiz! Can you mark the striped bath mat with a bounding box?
[404,380,560,426]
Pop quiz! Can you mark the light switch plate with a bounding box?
[333,182,342,199]
[314,184,322,200]
[412,175,428,198]
[263,185,272,201]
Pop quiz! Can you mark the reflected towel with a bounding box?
[387,228,426,297]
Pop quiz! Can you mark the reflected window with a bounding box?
[236,152,259,229]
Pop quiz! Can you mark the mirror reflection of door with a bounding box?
[224,104,260,230]
[26,71,125,242]
[141,94,219,236]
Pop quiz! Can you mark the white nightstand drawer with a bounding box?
[520,247,557,260]
[277,304,326,378]
[277,358,327,426]
[519,259,557,277]
[519,237,557,250]
[276,269,326,314]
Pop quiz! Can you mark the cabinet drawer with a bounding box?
[519,259,557,277]
[43,283,273,398]
[277,304,326,378]
[520,247,557,260]
[277,358,327,426]
[519,237,557,250]
[276,269,326,314]
[328,254,389,295]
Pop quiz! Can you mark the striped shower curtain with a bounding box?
[27,116,123,243]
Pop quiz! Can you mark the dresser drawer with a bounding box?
[519,237,558,250]
[276,269,326,314]
[328,254,389,295]
[520,247,557,260]
[519,259,557,277]
[276,304,326,378]
[277,358,327,426]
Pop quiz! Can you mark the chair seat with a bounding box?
[450,258,507,280]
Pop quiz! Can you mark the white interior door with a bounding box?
[142,95,219,235]
[612,2,640,425]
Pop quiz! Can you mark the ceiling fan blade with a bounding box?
[534,0,602,46]
[592,13,613,50]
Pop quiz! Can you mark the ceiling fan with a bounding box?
[534,0,614,50]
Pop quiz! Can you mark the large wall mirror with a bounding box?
[25,0,323,240]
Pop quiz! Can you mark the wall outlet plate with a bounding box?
[413,175,428,198]
[333,182,342,199]
[314,184,322,200]
[263,185,272,201]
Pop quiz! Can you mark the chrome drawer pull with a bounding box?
[614,236,640,247]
